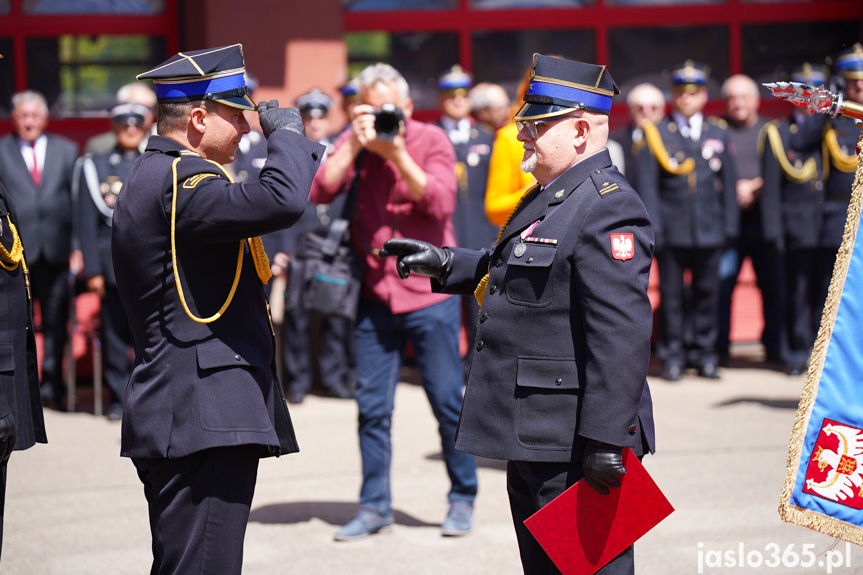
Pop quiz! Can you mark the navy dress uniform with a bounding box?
[791,45,863,353]
[112,45,325,574]
[0,181,47,557]
[76,103,149,418]
[636,61,738,379]
[387,54,656,575]
[434,65,498,373]
[761,63,828,375]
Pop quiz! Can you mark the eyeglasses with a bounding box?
[516,115,579,139]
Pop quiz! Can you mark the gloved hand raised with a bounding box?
[582,440,626,495]
[379,238,454,283]
[0,413,17,464]
[257,100,305,139]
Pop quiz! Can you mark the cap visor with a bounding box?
[513,102,580,121]
[217,92,257,111]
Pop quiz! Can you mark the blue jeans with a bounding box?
[354,297,477,513]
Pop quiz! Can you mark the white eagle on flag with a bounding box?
[806,423,863,503]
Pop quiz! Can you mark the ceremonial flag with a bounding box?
[779,132,863,544]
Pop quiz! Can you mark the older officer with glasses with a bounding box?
[381,53,656,575]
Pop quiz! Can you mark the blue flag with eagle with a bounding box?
[779,130,863,544]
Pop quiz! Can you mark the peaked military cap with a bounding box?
[295,88,332,118]
[111,102,150,127]
[790,62,828,87]
[834,43,863,80]
[437,65,473,96]
[137,44,255,111]
[340,80,359,103]
[514,53,619,120]
[670,60,710,87]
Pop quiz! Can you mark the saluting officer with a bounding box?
[433,65,498,373]
[790,44,863,353]
[382,54,656,574]
[76,103,150,420]
[637,61,738,381]
[760,63,828,376]
[112,45,325,575]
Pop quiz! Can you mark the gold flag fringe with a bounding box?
[778,130,863,546]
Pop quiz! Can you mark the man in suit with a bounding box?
[112,45,324,575]
[434,65,498,374]
[636,61,738,381]
[610,82,665,192]
[382,54,656,574]
[0,180,48,562]
[76,102,151,420]
[0,90,79,409]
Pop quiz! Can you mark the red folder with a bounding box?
[524,449,674,575]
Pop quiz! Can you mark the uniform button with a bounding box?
[480,312,489,322]
[496,258,504,267]
[489,285,497,294]
[476,340,484,351]
[628,424,637,435]
[526,257,533,263]
[555,377,563,386]
[234,354,241,361]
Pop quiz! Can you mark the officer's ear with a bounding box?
[573,116,591,149]
[189,105,208,135]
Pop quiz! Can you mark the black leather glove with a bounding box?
[257,100,305,139]
[0,413,16,464]
[378,238,454,283]
[582,440,626,495]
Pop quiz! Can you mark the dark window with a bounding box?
[472,30,595,100]
[26,35,166,116]
[742,21,861,86]
[608,26,729,99]
[346,32,458,110]
[343,0,456,10]
[22,0,164,13]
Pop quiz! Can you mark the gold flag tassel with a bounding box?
[474,185,537,305]
[643,120,696,175]
[248,235,272,285]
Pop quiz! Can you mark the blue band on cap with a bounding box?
[154,72,245,100]
[836,57,863,72]
[527,80,612,113]
[671,71,706,85]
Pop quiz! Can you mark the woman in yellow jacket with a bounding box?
[484,67,536,226]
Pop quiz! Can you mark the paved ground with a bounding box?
[4,346,862,574]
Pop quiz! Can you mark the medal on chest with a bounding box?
[514,220,541,257]
[100,176,123,208]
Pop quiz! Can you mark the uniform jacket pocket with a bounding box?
[504,243,555,307]
[195,339,271,432]
[514,356,580,450]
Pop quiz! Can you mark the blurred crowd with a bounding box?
[1,42,861,425]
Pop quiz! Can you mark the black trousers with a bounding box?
[133,445,260,575]
[657,247,722,368]
[101,285,132,405]
[507,460,634,575]
[29,258,70,399]
[282,306,354,396]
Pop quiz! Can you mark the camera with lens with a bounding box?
[372,103,405,141]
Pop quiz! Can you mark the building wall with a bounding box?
[182,0,349,128]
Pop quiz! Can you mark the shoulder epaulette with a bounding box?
[707,116,727,129]
[590,170,622,197]
[642,120,695,175]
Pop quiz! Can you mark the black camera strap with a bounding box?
[321,150,367,258]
